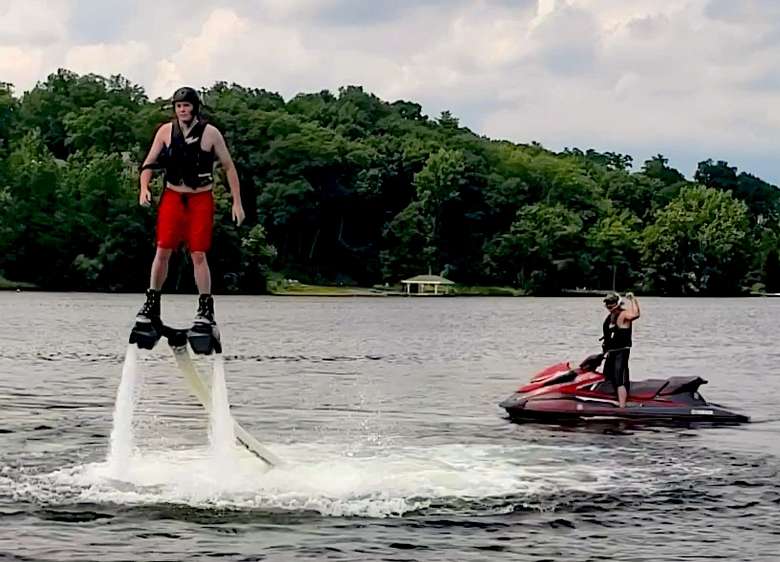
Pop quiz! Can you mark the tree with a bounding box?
[694,159,738,191]
[1,68,778,295]
[765,247,780,293]
[563,148,633,171]
[437,110,459,129]
[413,148,467,269]
[0,83,18,155]
[19,69,146,159]
[484,203,583,293]
[64,100,137,153]
[641,185,750,295]
[586,208,642,290]
[240,224,277,293]
[380,201,429,280]
[642,154,686,186]
[0,131,67,285]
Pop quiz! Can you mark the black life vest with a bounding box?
[602,313,633,350]
[163,119,215,188]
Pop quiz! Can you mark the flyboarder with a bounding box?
[130,86,245,353]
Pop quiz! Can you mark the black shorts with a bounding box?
[603,349,630,391]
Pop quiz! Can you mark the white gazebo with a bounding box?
[401,274,455,295]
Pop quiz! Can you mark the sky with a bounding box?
[1,0,779,183]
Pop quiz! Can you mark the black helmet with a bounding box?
[172,86,200,115]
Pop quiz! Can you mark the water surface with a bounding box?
[1,293,778,561]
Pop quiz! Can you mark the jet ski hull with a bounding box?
[501,394,750,423]
[500,357,750,424]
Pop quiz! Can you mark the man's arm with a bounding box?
[621,292,641,322]
[211,126,245,226]
[139,124,168,206]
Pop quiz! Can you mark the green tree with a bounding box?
[380,202,429,280]
[0,131,67,285]
[1,68,778,296]
[765,247,780,293]
[413,148,467,269]
[484,203,583,293]
[64,100,137,153]
[641,185,750,295]
[19,69,145,158]
[0,83,18,155]
[240,224,277,292]
[585,208,642,290]
[642,154,686,186]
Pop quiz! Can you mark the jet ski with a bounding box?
[499,353,749,424]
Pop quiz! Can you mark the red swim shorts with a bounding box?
[156,188,215,252]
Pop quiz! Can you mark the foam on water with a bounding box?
[6,440,713,518]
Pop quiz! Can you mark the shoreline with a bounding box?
[3,285,778,298]
[3,277,778,298]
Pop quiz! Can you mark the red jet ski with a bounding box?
[500,354,749,423]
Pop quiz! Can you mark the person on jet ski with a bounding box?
[601,292,641,408]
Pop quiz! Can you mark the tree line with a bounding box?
[1,69,778,295]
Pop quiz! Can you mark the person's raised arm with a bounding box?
[622,292,641,321]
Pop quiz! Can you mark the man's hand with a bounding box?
[232,202,245,226]
[139,187,152,206]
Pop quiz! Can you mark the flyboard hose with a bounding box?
[169,345,282,468]
[147,325,281,468]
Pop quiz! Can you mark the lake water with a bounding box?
[1,293,778,561]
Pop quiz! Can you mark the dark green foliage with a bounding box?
[1,69,778,295]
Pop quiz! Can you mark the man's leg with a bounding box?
[191,251,216,325]
[191,251,211,294]
[150,247,173,290]
[187,190,216,326]
[136,247,173,324]
[617,386,627,409]
[616,351,629,408]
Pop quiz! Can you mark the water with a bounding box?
[0,292,778,561]
[208,355,239,469]
[107,345,140,475]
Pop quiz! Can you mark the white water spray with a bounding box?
[209,355,237,464]
[108,345,140,475]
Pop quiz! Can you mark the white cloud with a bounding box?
[64,41,151,83]
[1,0,780,181]
[0,0,68,44]
[150,8,320,98]
[0,46,46,90]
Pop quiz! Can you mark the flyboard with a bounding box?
[129,319,282,468]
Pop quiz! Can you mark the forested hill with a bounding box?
[1,69,779,295]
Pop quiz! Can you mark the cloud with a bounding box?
[0,0,68,44]
[64,42,152,84]
[529,2,601,75]
[0,46,46,91]
[66,0,135,42]
[1,0,780,182]
[704,0,780,23]
[150,8,320,98]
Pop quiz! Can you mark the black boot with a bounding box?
[188,294,221,354]
[130,289,162,349]
[136,288,161,325]
[193,294,215,325]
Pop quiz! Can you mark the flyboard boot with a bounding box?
[129,288,163,349]
[187,294,222,354]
